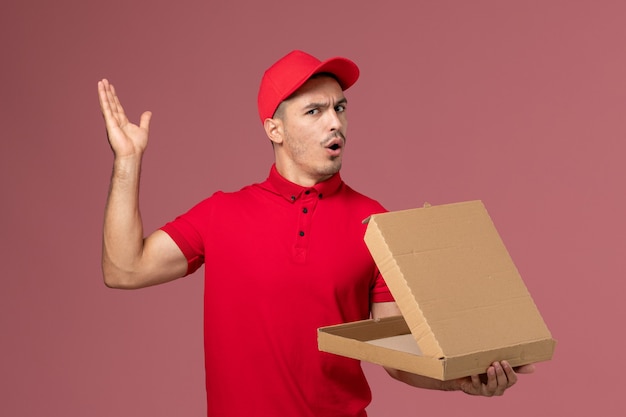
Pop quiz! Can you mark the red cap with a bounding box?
[257,50,360,123]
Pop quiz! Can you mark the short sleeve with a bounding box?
[160,196,218,276]
[370,267,395,303]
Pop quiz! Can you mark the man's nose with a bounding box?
[327,108,344,131]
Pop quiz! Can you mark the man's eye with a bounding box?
[335,105,346,112]
[306,109,319,115]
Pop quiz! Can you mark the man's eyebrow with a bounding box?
[303,97,348,110]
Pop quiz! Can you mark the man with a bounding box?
[98,50,533,416]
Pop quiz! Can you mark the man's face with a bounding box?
[272,76,348,186]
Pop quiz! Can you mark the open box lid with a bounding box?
[364,200,553,359]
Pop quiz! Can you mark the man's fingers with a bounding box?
[98,79,133,132]
[493,362,509,396]
[502,361,518,386]
[459,360,527,397]
[109,83,125,117]
[98,80,111,115]
[139,111,152,131]
[99,80,119,115]
[513,363,536,374]
[491,361,517,396]
[98,80,117,120]
[484,365,498,396]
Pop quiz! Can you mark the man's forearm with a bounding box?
[102,155,146,288]
[385,367,460,391]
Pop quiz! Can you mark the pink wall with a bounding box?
[2,0,625,415]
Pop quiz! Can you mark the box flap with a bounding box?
[364,200,553,359]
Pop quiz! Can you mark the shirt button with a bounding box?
[302,207,308,214]
[305,190,311,195]
[299,231,305,237]
[318,194,323,199]
[291,195,296,201]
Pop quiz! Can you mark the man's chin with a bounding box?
[324,160,342,175]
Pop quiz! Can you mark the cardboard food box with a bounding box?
[318,200,555,380]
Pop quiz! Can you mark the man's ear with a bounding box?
[264,117,283,145]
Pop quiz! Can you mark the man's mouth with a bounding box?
[325,134,345,152]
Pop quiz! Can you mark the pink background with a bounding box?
[2,0,625,415]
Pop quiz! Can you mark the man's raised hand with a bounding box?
[98,79,152,158]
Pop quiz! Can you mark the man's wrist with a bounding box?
[441,378,463,392]
[112,154,143,179]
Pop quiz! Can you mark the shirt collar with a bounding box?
[263,164,343,203]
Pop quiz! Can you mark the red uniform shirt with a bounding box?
[161,165,394,417]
